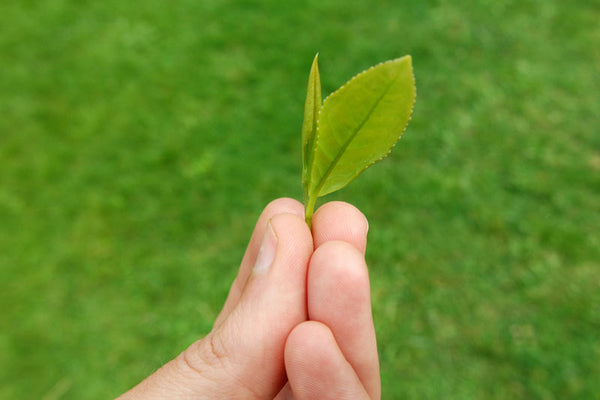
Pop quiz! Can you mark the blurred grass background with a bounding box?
[1,0,599,398]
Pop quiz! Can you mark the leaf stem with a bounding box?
[304,194,318,229]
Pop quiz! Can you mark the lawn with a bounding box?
[1,0,599,398]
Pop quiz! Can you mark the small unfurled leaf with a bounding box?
[301,54,321,206]
[303,55,416,226]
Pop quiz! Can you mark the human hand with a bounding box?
[116,198,380,399]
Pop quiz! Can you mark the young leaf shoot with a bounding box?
[301,55,416,227]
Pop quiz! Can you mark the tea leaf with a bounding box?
[304,56,416,225]
[301,54,321,206]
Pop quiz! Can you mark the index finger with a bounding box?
[311,201,369,254]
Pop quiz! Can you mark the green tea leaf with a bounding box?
[301,54,321,206]
[303,56,416,225]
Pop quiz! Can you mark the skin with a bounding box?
[116,198,380,400]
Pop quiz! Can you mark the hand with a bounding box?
[116,198,380,399]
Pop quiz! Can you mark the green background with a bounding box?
[1,0,599,398]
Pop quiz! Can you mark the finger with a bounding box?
[312,201,369,254]
[184,213,313,397]
[285,321,370,400]
[307,240,380,399]
[118,213,313,399]
[215,197,304,326]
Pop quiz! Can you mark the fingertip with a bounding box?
[262,197,305,220]
[217,198,306,327]
[285,321,336,367]
[239,198,305,277]
[285,321,369,400]
[312,201,369,253]
[269,212,313,267]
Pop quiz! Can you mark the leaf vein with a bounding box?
[312,71,400,196]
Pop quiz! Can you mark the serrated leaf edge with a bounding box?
[311,56,416,197]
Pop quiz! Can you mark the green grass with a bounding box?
[1,0,599,398]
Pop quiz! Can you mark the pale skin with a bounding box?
[116,198,380,399]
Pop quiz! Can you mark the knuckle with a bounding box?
[182,333,229,377]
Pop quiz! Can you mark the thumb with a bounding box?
[116,212,313,400]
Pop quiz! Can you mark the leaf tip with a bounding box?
[311,52,319,70]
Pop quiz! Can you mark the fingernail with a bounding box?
[253,220,277,274]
